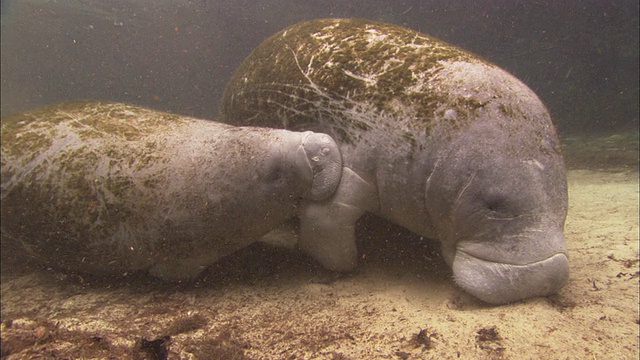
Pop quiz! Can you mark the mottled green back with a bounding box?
[221,18,477,145]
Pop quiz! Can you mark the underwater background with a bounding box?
[1,0,638,135]
[1,1,638,359]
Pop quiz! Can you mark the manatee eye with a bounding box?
[258,156,285,184]
[483,195,515,218]
[486,199,503,213]
[264,162,283,182]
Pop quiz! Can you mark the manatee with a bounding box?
[0,101,342,280]
[221,18,569,304]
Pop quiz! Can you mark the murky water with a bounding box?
[1,1,638,359]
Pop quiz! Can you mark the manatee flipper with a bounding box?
[149,255,214,281]
[258,219,299,250]
[256,131,342,251]
[298,168,379,272]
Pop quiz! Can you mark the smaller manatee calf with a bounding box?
[0,101,342,280]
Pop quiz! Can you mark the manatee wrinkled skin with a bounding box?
[0,101,342,280]
[221,18,569,304]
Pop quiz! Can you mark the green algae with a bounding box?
[0,101,189,274]
[222,18,480,145]
[221,18,562,160]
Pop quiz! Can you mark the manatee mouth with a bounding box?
[300,132,343,201]
[452,251,569,305]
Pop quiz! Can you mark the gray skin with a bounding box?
[221,18,569,304]
[0,101,342,280]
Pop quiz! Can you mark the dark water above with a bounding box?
[1,0,638,134]
[1,2,638,358]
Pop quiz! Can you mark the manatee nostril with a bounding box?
[301,132,343,201]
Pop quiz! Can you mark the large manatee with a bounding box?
[1,101,342,280]
[221,18,569,304]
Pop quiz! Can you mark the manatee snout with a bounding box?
[297,132,343,201]
[452,249,569,305]
[440,222,570,305]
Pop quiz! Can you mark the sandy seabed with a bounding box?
[1,133,638,359]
